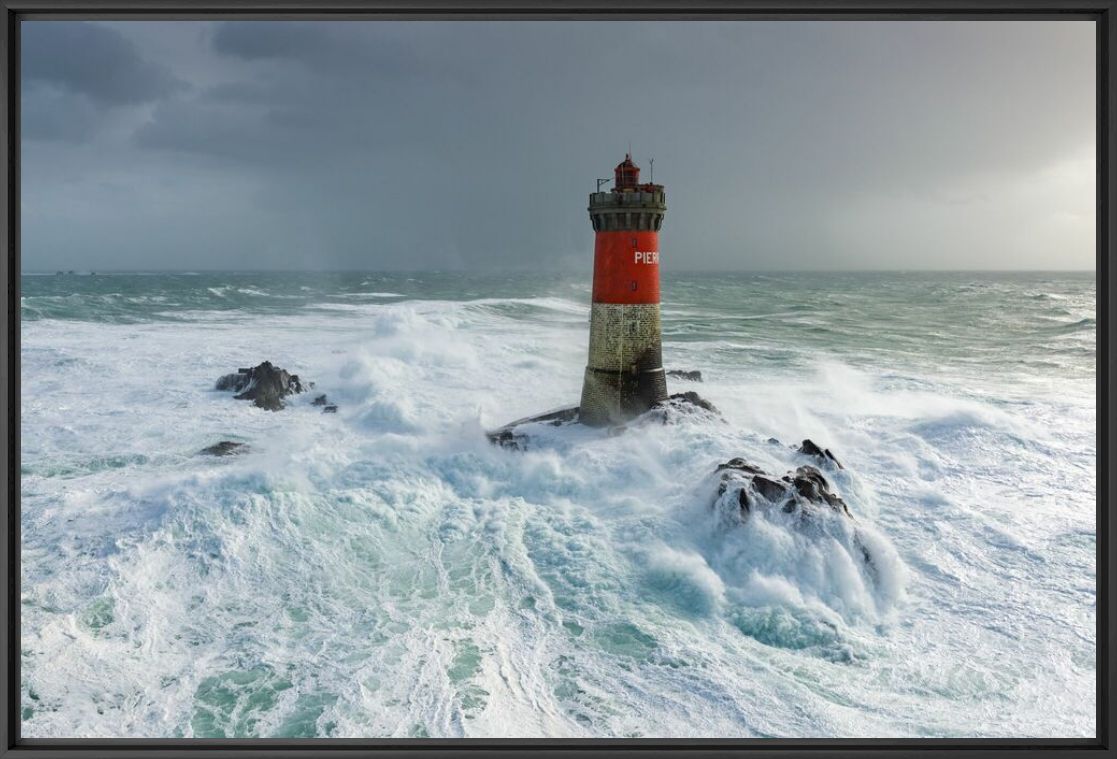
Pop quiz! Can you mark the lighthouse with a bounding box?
[579,154,669,426]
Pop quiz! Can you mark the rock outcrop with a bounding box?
[487,406,580,450]
[640,392,721,425]
[486,392,721,449]
[215,361,305,411]
[796,438,843,469]
[666,369,703,382]
[715,457,852,520]
[199,440,248,456]
[663,391,717,413]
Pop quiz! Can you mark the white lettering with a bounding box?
[633,251,659,264]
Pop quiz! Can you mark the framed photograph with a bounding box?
[1,1,1111,757]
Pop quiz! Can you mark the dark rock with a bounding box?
[666,369,703,382]
[797,438,844,469]
[199,441,247,456]
[713,458,852,521]
[668,391,717,413]
[486,406,580,450]
[215,361,305,411]
[489,392,719,448]
[751,475,789,502]
[854,534,879,583]
[737,488,750,513]
[716,458,764,474]
[790,466,850,515]
[637,392,723,426]
[322,405,338,414]
[312,394,329,407]
[798,438,824,457]
[767,437,782,446]
[489,428,527,451]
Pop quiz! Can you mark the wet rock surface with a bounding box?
[486,392,722,449]
[662,391,717,413]
[643,392,721,424]
[797,438,844,469]
[716,458,764,475]
[486,406,580,450]
[715,457,852,520]
[487,392,723,449]
[215,361,305,411]
[666,369,703,382]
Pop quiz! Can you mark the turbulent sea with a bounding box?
[20,270,1096,738]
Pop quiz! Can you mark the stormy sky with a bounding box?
[21,20,1095,272]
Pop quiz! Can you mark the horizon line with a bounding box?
[21,267,1098,275]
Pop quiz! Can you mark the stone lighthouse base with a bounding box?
[578,366,669,427]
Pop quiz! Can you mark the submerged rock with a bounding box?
[215,361,305,411]
[199,440,248,456]
[666,369,703,382]
[310,394,339,413]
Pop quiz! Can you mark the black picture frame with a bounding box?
[1,1,1112,757]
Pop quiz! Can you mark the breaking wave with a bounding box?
[19,271,1096,738]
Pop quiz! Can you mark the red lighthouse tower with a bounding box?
[579,155,669,426]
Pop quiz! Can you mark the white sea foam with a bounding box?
[19,281,1096,739]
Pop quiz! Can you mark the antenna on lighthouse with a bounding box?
[649,158,654,185]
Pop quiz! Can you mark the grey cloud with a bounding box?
[210,20,437,80]
[211,20,340,63]
[23,22,185,106]
[21,87,101,142]
[20,20,1096,272]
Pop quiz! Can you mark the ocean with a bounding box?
[19,270,1096,738]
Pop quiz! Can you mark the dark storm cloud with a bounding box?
[211,19,410,70]
[20,20,1095,272]
[23,22,185,105]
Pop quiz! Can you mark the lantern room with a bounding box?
[614,154,640,190]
